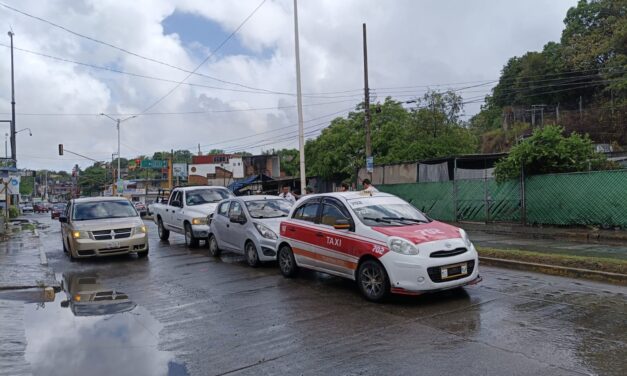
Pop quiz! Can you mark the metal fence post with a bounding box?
[453,158,458,222]
[520,166,526,225]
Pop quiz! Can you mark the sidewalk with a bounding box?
[454,221,627,244]
[465,227,627,284]
[0,224,58,291]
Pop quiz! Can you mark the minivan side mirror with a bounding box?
[59,216,68,223]
[333,219,351,230]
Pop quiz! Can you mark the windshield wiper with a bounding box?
[381,216,429,223]
[363,216,393,224]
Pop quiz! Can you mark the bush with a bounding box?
[8,206,20,218]
[494,125,618,182]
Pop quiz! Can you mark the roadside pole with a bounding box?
[168,149,173,190]
[293,0,306,194]
[363,23,372,181]
[8,31,16,167]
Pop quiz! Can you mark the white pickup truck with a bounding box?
[151,186,234,247]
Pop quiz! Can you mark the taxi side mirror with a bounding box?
[333,219,351,230]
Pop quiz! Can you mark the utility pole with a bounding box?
[293,0,306,193]
[168,149,173,190]
[8,31,16,166]
[100,114,136,196]
[363,23,372,181]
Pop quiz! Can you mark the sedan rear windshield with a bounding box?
[186,189,232,206]
[245,199,292,218]
[348,197,429,227]
[72,201,138,221]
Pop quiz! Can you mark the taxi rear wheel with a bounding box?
[278,245,298,278]
[357,260,390,302]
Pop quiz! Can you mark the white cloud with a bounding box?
[0,0,577,171]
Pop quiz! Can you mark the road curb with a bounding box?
[480,256,627,285]
[33,229,48,266]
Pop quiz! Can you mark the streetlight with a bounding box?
[15,128,32,136]
[100,113,136,196]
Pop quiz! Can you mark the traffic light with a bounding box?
[58,144,63,156]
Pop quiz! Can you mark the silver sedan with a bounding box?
[208,195,293,267]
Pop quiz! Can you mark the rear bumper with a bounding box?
[69,234,148,258]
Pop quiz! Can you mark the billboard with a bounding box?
[173,163,187,178]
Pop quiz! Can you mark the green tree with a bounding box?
[78,163,108,196]
[494,125,616,182]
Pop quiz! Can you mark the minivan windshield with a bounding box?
[72,200,138,221]
[185,189,232,206]
[348,197,430,227]
[245,199,292,219]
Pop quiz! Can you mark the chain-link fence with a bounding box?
[379,169,627,228]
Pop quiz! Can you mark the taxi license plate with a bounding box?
[440,263,468,279]
[106,241,121,249]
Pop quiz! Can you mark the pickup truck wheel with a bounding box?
[184,223,200,248]
[208,234,221,257]
[245,241,260,267]
[157,218,170,241]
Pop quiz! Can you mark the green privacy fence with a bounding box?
[378,170,627,228]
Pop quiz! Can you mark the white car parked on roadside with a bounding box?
[208,195,292,267]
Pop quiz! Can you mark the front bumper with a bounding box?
[381,245,480,294]
[192,224,210,239]
[255,237,278,261]
[70,233,148,258]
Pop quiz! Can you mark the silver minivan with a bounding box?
[208,196,292,267]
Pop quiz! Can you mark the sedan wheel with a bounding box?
[357,260,390,302]
[245,241,260,267]
[208,235,221,257]
[278,245,298,278]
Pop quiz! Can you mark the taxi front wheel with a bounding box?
[357,260,390,302]
[278,245,299,278]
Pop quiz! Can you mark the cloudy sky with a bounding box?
[0,0,577,171]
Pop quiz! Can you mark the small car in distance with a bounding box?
[33,203,48,213]
[21,203,34,214]
[275,192,481,302]
[60,197,148,260]
[134,202,147,217]
[208,196,292,267]
[51,203,67,219]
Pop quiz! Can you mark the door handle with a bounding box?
[226,224,230,228]
[165,209,169,212]
[315,232,324,238]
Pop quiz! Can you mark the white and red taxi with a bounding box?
[276,191,481,301]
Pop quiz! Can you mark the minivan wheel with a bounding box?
[357,260,390,302]
[62,237,68,253]
[184,223,199,248]
[208,234,221,257]
[245,241,260,267]
[157,218,170,241]
[278,245,298,278]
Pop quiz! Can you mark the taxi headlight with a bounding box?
[459,229,473,248]
[254,223,277,240]
[192,217,208,226]
[387,237,419,255]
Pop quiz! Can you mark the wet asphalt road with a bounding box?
[8,215,627,376]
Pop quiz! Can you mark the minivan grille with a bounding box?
[91,228,132,240]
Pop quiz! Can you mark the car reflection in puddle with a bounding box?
[24,272,189,376]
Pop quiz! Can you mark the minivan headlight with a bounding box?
[387,237,419,255]
[135,225,147,235]
[254,223,277,240]
[72,230,89,239]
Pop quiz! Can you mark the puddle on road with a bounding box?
[23,272,189,376]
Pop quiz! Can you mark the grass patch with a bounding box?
[477,247,627,275]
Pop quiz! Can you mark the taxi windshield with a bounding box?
[348,197,430,227]
[245,199,291,219]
